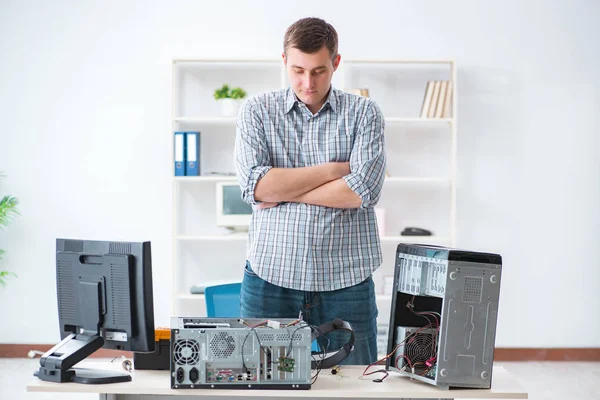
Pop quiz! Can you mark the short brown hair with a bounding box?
[283,17,338,60]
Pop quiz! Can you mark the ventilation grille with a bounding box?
[210,332,236,358]
[242,336,254,355]
[64,240,83,253]
[257,332,305,342]
[275,333,304,341]
[405,331,437,364]
[173,339,200,365]
[259,333,274,342]
[57,259,75,320]
[109,242,132,255]
[463,276,483,303]
[110,263,131,325]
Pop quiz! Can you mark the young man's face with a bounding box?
[283,46,340,114]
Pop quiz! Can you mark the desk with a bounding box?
[27,362,528,400]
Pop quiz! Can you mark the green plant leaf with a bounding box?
[230,87,247,99]
[0,271,17,287]
[213,84,247,100]
[213,84,231,100]
[0,196,19,228]
[0,172,19,287]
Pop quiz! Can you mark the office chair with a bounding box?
[204,282,242,318]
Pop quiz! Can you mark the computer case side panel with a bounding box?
[387,244,502,390]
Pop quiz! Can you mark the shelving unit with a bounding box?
[171,58,457,357]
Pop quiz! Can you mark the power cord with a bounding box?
[27,350,44,358]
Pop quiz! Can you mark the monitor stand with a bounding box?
[34,333,132,384]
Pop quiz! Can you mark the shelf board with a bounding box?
[176,234,248,241]
[174,116,236,124]
[174,116,453,124]
[385,177,449,183]
[175,292,205,300]
[376,294,392,302]
[174,175,237,182]
[173,58,453,64]
[386,117,453,124]
[381,236,450,244]
[175,234,449,243]
[177,292,393,303]
[173,58,280,64]
[174,176,449,183]
[344,59,454,64]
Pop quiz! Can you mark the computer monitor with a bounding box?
[35,239,155,384]
[215,181,253,231]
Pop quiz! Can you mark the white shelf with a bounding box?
[376,294,392,302]
[176,292,205,300]
[175,292,395,304]
[175,175,237,182]
[173,58,280,64]
[345,59,454,64]
[386,117,453,123]
[384,177,449,184]
[174,176,449,183]
[176,234,248,241]
[174,116,236,124]
[175,234,448,243]
[174,116,453,124]
[381,235,450,244]
[173,58,453,64]
[171,58,458,315]
[176,292,392,303]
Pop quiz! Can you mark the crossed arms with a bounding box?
[253,162,360,209]
[234,100,386,210]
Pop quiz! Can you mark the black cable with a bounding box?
[308,322,331,384]
[363,368,389,383]
[285,322,310,358]
[241,324,272,374]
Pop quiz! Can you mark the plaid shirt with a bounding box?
[235,86,386,292]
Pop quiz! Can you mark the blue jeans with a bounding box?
[240,261,378,365]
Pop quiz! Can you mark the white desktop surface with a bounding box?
[27,361,528,399]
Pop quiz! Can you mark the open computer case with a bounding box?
[385,243,502,390]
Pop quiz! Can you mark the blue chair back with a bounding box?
[204,282,242,317]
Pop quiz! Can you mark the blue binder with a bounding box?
[185,131,200,176]
[174,132,186,176]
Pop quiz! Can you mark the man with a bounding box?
[234,17,386,365]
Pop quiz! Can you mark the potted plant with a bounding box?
[0,173,19,286]
[213,84,247,117]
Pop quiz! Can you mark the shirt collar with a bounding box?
[284,86,339,115]
[284,87,297,114]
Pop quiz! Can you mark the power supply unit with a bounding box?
[386,243,502,390]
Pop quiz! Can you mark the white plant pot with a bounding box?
[220,99,242,117]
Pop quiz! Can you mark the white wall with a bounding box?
[0,0,598,347]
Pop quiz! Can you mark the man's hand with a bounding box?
[292,178,362,209]
[256,202,280,210]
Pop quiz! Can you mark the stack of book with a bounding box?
[419,80,453,119]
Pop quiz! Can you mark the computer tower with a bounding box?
[385,244,502,390]
[170,317,312,389]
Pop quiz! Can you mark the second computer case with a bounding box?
[385,243,502,390]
